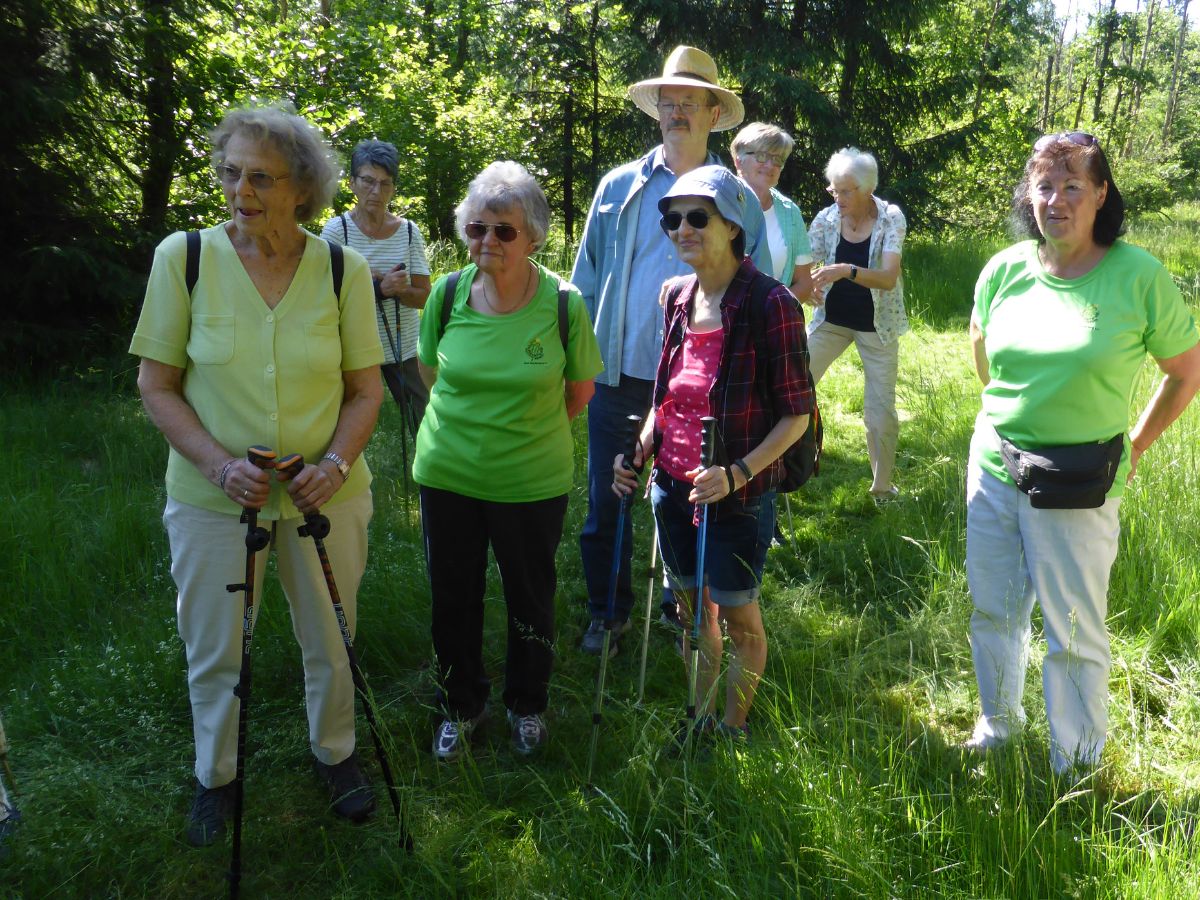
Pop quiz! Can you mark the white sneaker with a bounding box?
[507,710,548,756]
[433,711,485,762]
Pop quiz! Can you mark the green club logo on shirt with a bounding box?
[1080,303,1099,327]
[525,337,545,362]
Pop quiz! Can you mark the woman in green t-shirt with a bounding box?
[965,133,1200,775]
[415,162,603,762]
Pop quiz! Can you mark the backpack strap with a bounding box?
[438,269,463,341]
[436,269,567,350]
[745,271,779,410]
[185,231,343,304]
[185,231,201,296]
[326,240,344,301]
[340,213,349,244]
[557,287,569,351]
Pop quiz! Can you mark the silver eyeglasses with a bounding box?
[217,165,290,191]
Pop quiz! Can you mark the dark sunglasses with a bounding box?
[659,209,714,234]
[1033,131,1098,152]
[465,221,521,242]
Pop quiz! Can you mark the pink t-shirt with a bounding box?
[658,325,724,480]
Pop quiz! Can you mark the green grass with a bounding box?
[3,210,1200,896]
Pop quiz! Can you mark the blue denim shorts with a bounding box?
[650,469,775,607]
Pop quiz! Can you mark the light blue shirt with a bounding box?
[620,150,686,379]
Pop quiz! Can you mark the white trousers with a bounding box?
[806,321,900,494]
[965,466,1121,772]
[164,492,372,788]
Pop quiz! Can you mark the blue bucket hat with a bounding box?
[658,165,749,233]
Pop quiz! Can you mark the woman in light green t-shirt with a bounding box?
[414,162,602,763]
[964,133,1200,775]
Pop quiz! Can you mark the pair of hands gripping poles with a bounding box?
[588,415,717,785]
[226,446,410,899]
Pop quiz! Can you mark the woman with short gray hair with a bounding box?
[731,122,813,301]
[807,147,908,503]
[415,161,603,762]
[322,138,432,426]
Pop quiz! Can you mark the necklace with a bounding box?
[481,262,534,315]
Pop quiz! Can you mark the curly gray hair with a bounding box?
[454,161,550,250]
[209,101,340,223]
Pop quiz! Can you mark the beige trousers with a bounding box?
[163,492,372,788]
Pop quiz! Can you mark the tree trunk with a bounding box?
[589,0,600,193]
[1162,0,1190,143]
[1092,0,1118,122]
[1124,0,1157,156]
[1073,71,1089,130]
[138,0,177,240]
[972,0,1004,119]
[1041,52,1055,131]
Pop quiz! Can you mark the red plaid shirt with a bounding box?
[653,258,813,512]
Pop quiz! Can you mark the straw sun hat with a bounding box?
[627,46,745,133]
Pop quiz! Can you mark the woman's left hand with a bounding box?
[283,462,342,515]
[811,263,851,292]
[686,464,737,506]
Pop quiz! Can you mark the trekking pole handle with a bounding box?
[275,453,304,481]
[247,445,278,470]
[699,416,717,469]
[622,414,643,473]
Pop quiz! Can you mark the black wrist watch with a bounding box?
[850,265,859,281]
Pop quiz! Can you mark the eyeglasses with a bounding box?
[355,174,395,191]
[465,221,521,242]
[659,209,714,233]
[1033,131,1098,152]
[217,165,290,190]
[742,151,787,167]
[656,101,709,117]
[826,185,859,197]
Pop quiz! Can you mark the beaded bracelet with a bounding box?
[217,459,237,490]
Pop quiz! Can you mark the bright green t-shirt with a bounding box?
[414,262,604,502]
[970,239,1199,497]
[129,225,384,519]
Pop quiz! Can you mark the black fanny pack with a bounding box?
[998,433,1124,510]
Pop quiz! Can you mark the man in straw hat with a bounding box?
[573,46,770,657]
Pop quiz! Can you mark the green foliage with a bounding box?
[2,0,1198,370]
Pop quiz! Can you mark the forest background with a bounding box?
[2,0,1199,373]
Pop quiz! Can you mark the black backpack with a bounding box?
[185,230,343,298]
[744,272,823,492]
[437,268,568,349]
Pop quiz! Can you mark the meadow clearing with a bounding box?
[2,207,1199,897]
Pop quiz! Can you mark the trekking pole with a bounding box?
[584,414,642,788]
[685,417,717,746]
[226,445,276,900]
[280,455,413,853]
[634,527,660,706]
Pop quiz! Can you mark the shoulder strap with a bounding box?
[439,269,463,340]
[326,240,344,301]
[340,213,349,244]
[185,230,201,297]
[557,287,569,351]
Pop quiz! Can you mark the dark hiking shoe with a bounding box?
[315,753,376,823]
[580,618,629,657]
[716,721,751,746]
[666,714,718,757]
[507,711,548,757]
[186,781,236,847]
